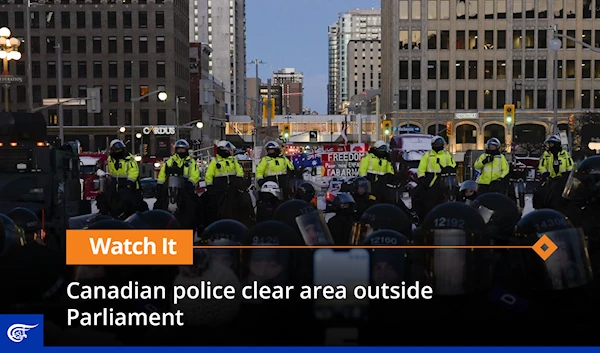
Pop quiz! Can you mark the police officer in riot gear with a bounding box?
[294,182,317,206]
[327,193,357,245]
[351,177,376,218]
[7,207,43,244]
[350,203,413,244]
[474,137,509,195]
[471,192,521,243]
[413,136,456,221]
[358,140,394,201]
[273,199,334,245]
[256,181,283,223]
[534,134,574,212]
[99,139,143,218]
[199,219,248,275]
[256,141,295,200]
[458,180,478,205]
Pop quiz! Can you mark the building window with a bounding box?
[427,31,437,49]
[77,61,86,78]
[46,36,56,54]
[484,0,493,18]
[457,0,465,19]
[109,61,118,78]
[47,85,57,98]
[440,90,449,109]
[17,86,26,103]
[157,109,166,124]
[124,37,132,53]
[496,61,506,79]
[412,30,421,49]
[525,30,535,48]
[538,61,547,79]
[125,86,132,102]
[61,11,70,28]
[109,86,118,102]
[565,90,574,108]
[78,86,87,98]
[536,89,547,109]
[31,36,40,53]
[63,61,71,78]
[456,90,465,109]
[456,61,465,79]
[456,30,465,49]
[399,0,408,19]
[484,30,493,49]
[93,61,102,78]
[78,110,87,126]
[440,61,449,79]
[427,91,436,109]
[139,85,149,102]
[156,11,164,28]
[497,30,506,49]
[468,61,477,79]
[139,61,148,78]
[484,61,493,79]
[483,90,493,109]
[468,90,477,109]
[32,61,41,78]
[109,109,118,126]
[77,37,86,53]
[93,37,101,53]
[583,30,591,48]
[513,30,522,49]
[140,109,149,125]
[411,60,420,80]
[76,11,85,28]
[156,36,165,53]
[46,11,55,28]
[513,60,522,78]
[440,31,449,49]
[125,109,132,126]
[399,61,408,79]
[412,90,421,109]
[397,90,408,109]
[525,60,534,79]
[399,30,409,49]
[468,30,477,49]
[139,12,147,28]
[108,37,117,53]
[94,113,103,126]
[428,0,437,19]
[124,61,132,78]
[139,36,148,53]
[47,61,56,78]
[156,61,165,78]
[440,0,449,19]
[412,0,421,19]
[108,12,117,28]
[61,36,71,53]
[48,110,57,126]
[496,90,506,109]
[92,12,101,28]
[123,12,132,28]
[64,110,73,126]
[15,12,24,28]
[566,60,575,78]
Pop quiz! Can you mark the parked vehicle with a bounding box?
[389,133,434,196]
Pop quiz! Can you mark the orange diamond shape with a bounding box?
[532,235,558,261]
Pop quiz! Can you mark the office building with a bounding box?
[347,39,382,100]
[272,68,303,115]
[328,9,381,114]
[259,84,283,116]
[381,0,595,155]
[196,0,246,116]
[0,0,190,156]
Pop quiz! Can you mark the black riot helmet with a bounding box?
[562,156,600,201]
[109,139,126,159]
[472,192,521,239]
[351,203,413,244]
[174,139,190,159]
[295,182,316,202]
[7,207,43,243]
[124,212,152,229]
[0,214,26,257]
[363,230,408,286]
[273,200,333,245]
[86,219,134,230]
[419,202,490,296]
[333,192,356,213]
[353,177,371,197]
[69,213,114,230]
[512,209,592,292]
[142,210,181,229]
[198,220,248,275]
[242,220,304,290]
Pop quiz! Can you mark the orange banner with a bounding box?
[66,230,194,265]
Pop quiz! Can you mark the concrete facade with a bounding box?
[0,0,190,156]
[381,0,599,152]
[347,39,382,99]
[196,0,246,116]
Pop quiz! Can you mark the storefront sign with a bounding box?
[454,112,478,120]
[321,151,366,178]
[142,125,175,135]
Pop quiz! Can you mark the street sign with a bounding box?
[43,98,86,106]
[455,112,478,119]
[398,126,421,132]
[87,87,101,113]
[0,75,24,84]
[309,130,318,142]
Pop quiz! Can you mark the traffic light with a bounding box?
[446,121,453,136]
[143,143,148,156]
[382,119,392,135]
[262,97,268,120]
[270,98,275,120]
[504,104,515,125]
[569,116,575,132]
[282,123,290,139]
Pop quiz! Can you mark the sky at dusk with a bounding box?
[245,0,380,114]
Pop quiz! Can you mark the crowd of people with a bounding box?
[1,134,600,345]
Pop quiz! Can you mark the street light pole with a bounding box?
[435,63,440,135]
[550,34,562,136]
[130,61,135,154]
[56,43,63,143]
[26,0,33,112]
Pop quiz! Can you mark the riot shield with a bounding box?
[295,210,334,245]
[67,214,97,230]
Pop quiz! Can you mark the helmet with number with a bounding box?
[472,192,521,239]
[333,193,356,214]
[261,181,282,200]
[273,200,333,245]
[109,139,126,158]
[351,204,413,245]
[216,140,233,158]
[485,138,501,154]
[265,140,281,157]
[562,156,600,200]
[0,214,26,257]
[295,182,316,202]
[419,202,490,296]
[352,177,371,197]
[174,139,190,159]
[363,229,408,286]
[142,210,181,229]
[512,209,592,292]
[431,136,446,152]
[7,207,42,243]
[199,219,248,275]
[242,220,304,288]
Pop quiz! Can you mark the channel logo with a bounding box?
[0,315,44,349]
